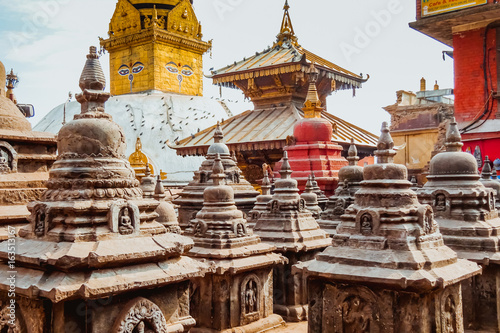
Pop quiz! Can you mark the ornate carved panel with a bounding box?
[112,297,168,333]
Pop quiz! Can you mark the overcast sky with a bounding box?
[0,0,453,135]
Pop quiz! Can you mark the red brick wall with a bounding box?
[453,27,497,123]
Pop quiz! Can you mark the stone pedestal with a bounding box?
[0,47,207,333]
[318,139,363,237]
[418,119,500,332]
[174,123,259,230]
[186,154,284,333]
[306,122,480,333]
[254,152,331,322]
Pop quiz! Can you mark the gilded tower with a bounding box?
[100,0,211,96]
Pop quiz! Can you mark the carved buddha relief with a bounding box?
[435,194,447,212]
[240,275,261,325]
[360,214,373,236]
[118,207,134,235]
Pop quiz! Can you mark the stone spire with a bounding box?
[310,172,328,209]
[480,156,500,210]
[247,170,274,228]
[174,125,259,230]
[319,138,364,236]
[185,154,284,331]
[0,47,207,332]
[253,150,331,321]
[301,175,322,219]
[418,120,500,331]
[306,122,480,332]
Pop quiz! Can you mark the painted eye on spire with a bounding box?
[118,65,130,76]
[132,62,145,74]
[166,62,179,74]
[181,65,194,77]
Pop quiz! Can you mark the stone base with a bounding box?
[317,219,338,238]
[190,314,285,333]
[274,304,308,322]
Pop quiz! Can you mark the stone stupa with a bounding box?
[418,119,500,332]
[247,170,273,229]
[253,151,331,322]
[480,156,500,211]
[174,123,259,230]
[0,47,207,332]
[185,153,284,333]
[306,122,480,332]
[318,139,364,236]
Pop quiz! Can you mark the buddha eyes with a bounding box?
[181,68,193,76]
[118,66,130,76]
[132,62,144,74]
[166,66,179,74]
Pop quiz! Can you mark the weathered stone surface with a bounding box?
[418,119,500,332]
[0,47,207,332]
[254,151,330,322]
[306,122,480,332]
[247,170,273,229]
[186,154,285,332]
[174,123,259,230]
[318,139,363,237]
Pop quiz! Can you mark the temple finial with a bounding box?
[280,151,293,179]
[214,121,224,143]
[305,174,314,193]
[145,163,151,177]
[482,156,493,179]
[376,122,396,164]
[211,153,225,186]
[347,138,359,166]
[262,171,271,196]
[303,63,322,118]
[276,0,298,47]
[445,118,463,152]
[155,175,165,195]
[79,46,106,91]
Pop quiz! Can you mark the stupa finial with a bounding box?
[262,170,272,196]
[445,118,464,152]
[303,63,322,119]
[211,153,225,186]
[214,121,224,143]
[347,138,359,166]
[279,151,293,179]
[482,156,493,179]
[305,175,314,193]
[76,46,110,114]
[155,175,165,195]
[375,122,396,164]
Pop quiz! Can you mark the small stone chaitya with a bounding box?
[253,151,331,322]
[418,119,500,332]
[174,123,259,230]
[306,122,480,332]
[318,139,363,237]
[0,47,207,333]
[479,156,500,211]
[185,154,284,333]
[247,170,273,229]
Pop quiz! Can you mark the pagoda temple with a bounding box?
[306,122,481,332]
[35,0,237,186]
[171,1,378,187]
[0,47,208,332]
[0,59,57,239]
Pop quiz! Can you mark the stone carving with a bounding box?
[435,193,447,212]
[0,155,9,174]
[193,220,207,237]
[33,204,48,237]
[360,213,373,236]
[109,202,140,235]
[0,301,21,333]
[341,295,375,332]
[0,141,17,173]
[118,207,134,235]
[443,295,457,333]
[235,222,247,237]
[112,297,168,333]
[240,275,261,324]
[332,198,347,216]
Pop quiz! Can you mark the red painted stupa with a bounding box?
[274,64,347,196]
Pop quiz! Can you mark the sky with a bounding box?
[0,0,453,135]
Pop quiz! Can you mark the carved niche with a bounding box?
[433,191,449,213]
[240,275,261,326]
[360,214,373,236]
[419,205,437,237]
[234,222,247,238]
[109,201,140,235]
[0,141,17,174]
[332,198,347,217]
[439,287,463,333]
[32,203,49,237]
[112,297,168,333]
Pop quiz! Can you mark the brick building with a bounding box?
[410,0,500,167]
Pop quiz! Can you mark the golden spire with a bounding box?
[276,0,298,47]
[302,64,323,118]
[129,137,155,180]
